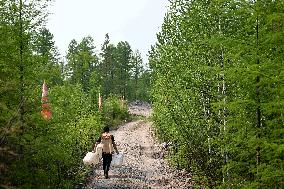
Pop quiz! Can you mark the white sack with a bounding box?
[83,152,100,165]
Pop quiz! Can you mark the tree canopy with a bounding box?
[0,1,149,188]
[150,0,284,188]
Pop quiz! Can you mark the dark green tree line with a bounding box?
[66,33,151,102]
[66,36,98,92]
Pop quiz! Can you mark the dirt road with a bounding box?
[84,104,192,189]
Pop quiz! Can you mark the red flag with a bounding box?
[41,80,52,120]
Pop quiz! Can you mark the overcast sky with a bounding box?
[46,0,169,64]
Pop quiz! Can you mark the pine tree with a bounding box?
[99,33,117,97]
[66,36,98,92]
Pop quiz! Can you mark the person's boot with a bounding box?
[104,170,109,179]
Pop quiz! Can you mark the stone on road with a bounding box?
[84,104,192,189]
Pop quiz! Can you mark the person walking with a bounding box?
[94,126,119,179]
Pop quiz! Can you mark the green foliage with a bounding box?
[66,36,98,92]
[102,95,130,129]
[150,0,284,188]
[6,84,102,188]
[65,33,151,102]
[128,50,151,102]
[97,34,150,101]
[32,27,63,86]
[1,0,147,188]
[0,1,102,188]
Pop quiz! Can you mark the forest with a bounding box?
[0,0,150,188]
[149,0,283,188]
[0,0,283,188]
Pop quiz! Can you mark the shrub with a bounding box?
[102,95,130,128]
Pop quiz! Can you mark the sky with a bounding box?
[46,0,169,64]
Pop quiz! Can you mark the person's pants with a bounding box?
[102,153,112,177]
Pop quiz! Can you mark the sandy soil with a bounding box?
[83,105,192,189]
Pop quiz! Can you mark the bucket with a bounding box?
[111,152,124,167]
